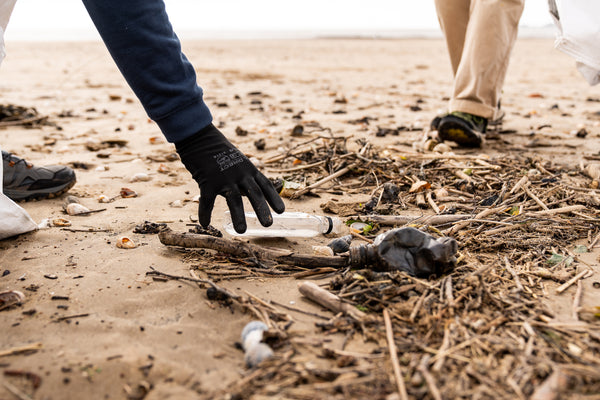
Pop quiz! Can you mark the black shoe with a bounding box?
[2,151,76,201]
[437,112,487,147]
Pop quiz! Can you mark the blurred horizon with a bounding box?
[5,0,555,41]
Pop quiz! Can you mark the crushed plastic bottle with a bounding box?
[349,226,458,277]
[223,211,343,238]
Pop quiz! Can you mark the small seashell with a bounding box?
[433,143,452,154]
[120,188,137,198]
[170,200,183,208]
[327,235,353,254]
[0,290,25,311]
[116,237,137,249]
[130,173,151,182]
[98,194,111,203]
[66,203,91,216]
[241,321,273,367]
[95,165,109,172]
[424,139,439,151]
[157,164,170,174]
[244,343,274,368]
[52,218,72,227]
[312,245,334,257]
[241,321,269,350]
[191,195,200,203]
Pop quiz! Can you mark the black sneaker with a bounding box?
[437,111,488,147]
[2,151,76,201]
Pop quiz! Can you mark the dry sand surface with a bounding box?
[1,38,600,399]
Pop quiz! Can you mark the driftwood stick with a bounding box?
[383,308,409,400]
[298,281,365,320]
[158,228,348,269]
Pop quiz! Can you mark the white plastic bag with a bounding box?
[0,0,17,65]
[549,0,600,85]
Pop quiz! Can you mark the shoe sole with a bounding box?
[4,179,77,202]
[437,117,483,148]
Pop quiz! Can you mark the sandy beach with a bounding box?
[1,38,600,399]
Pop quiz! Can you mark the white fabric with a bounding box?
[0,0,17,65]
[0,0,38,240]
[549,0,600,85]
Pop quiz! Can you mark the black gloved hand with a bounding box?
[175,124,285,233]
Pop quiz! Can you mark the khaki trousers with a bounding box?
[434,0,525,120]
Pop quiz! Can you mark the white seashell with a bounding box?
[312,245,334,257]
[433,143,452,154]
[116,237,137,249]
[241,321,269,350]
[130,173,151,182]
[66,203,90,216]
[0,290,25,310]
[244,343,274,368]
[52,218,72,227]
[191,195,200,203]
[98,194,111,203]
[95,165,109,172]
[170,200,183,208]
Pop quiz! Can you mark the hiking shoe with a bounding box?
[2,151,76,201]
[437,111,487,147]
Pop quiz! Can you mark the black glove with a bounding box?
[175,124,285,233]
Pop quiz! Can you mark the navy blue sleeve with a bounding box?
[81,0,212,143]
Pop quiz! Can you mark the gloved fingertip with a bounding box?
[234,221,247,234]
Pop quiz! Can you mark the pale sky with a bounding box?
[6,0,554,40]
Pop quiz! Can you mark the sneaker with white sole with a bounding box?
[2,151,76,201]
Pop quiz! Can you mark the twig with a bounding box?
[290,162,358,198]
[556,270,591,294]
[348,214,472,226]
[531,205,586,217]
[2,381,33,400]
[524,184,549,210]
[298,281,365,320]
[0,342,42,358]
[572,280,583,321]
[426,191,441,214]
[54,313,90,322]
[445,206,505,235]
[147,266,240,300]
[270,300,330,320]
[383,308,409,400]
[417,355,442,400]
[510,176,529,194]
[504,256,524,293]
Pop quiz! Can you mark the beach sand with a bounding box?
[1,38,599,399]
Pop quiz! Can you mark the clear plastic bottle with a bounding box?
[223,211,343,238]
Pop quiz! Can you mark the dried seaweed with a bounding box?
[182,141,600,399]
